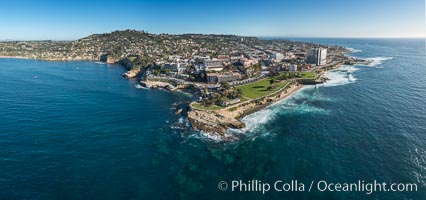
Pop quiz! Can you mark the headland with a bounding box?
[0,30,369,138]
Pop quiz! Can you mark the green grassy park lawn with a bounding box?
[299,71,316,78]
[237,78,289,99]
[192,102,222,111]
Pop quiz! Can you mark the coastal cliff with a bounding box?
[139,80,177,91]
[0,30,363,138]
[188,110,245,135]
[187,82,304,136]
[122,69,141,79]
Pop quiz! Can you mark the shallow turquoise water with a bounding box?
[0,39,425,199]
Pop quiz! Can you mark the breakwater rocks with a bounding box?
[187,110,245,135]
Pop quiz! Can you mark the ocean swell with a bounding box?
[346,47,363,53]
[323,65,358,87]
[199,49,394,139]
[365,57,393,67]
[234,87,331,134]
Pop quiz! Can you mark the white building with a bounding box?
[164,62,187,74]
[203,59,225,72]
[176,62,187,74]
[289,64,298,72]
[270,52,284,62]
[284,52,295,60]
[306,48,327,66]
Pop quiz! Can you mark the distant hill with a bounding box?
[0,29,319,66]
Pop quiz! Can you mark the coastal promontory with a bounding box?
[0,29,362,137]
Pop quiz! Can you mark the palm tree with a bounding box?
[220,81,231,90]
[236,88,243,98]
[269,78,275,86]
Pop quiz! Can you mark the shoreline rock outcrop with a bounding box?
[139,80,177,91]
[188,110,245,136]
[122,69,141,79]
[187,83,304,136]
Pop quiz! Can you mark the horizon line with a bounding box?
[1,30,425,41]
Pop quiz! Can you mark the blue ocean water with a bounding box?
[0,39,425,199]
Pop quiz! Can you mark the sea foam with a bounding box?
[235,87,331,134]
[135,84,148,89]
[365,57,393,67]
[197,130,239,142]
[202,52,393,138]
[323,65,358,87]
[346,47,363,53]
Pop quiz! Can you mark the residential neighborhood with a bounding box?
[0,30,358,111]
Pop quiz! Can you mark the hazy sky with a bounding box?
[0,0,424,40]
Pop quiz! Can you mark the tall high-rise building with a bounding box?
[306,48,327,66]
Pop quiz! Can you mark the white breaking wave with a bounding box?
[346,47,363,53]
[236,87,312,132]
[205,54,393,138]
[135,84,148,89]
[236,107,277,133]
[235,87,311,133]
[197,130,239,142]
[323,65,358,87]
[365,57,393,67]
[234,87,331,133]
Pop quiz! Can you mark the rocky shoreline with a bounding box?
[0,42,370,139]
[187,110,246,135]
[187,81,304,136]
[0,55,353,138]
[186,59,368,137]
[139,80,177,91]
